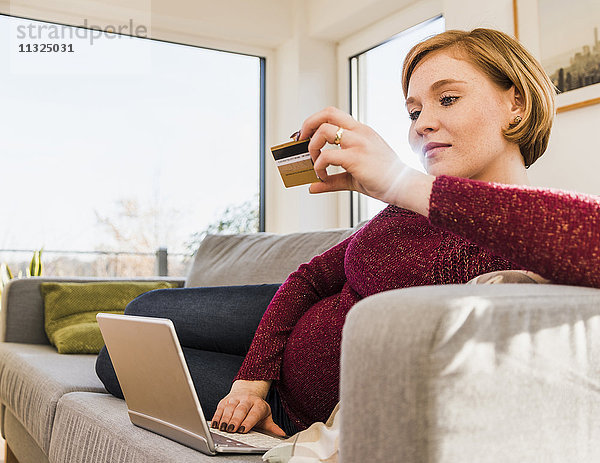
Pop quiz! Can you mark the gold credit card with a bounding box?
[271,138,320,188]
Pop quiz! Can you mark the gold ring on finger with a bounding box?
[333,127,344,145]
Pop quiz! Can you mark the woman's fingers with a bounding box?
[312,147,361,191]
[296,107,409,203]
[309,172,355,194]
[217,397,241,431]
[254,415,286,437]
[237,401,273,434]
[211,395,276,434]
[299,106,358,141]
[211,400,225,429]
[308,122,338,180]
[309,125,358,181]
[212,380,274,433]
[224,402,252,433]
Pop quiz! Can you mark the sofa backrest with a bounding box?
[0,229,359,343]
[185,228,355,287]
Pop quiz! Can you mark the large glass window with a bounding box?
[350,16,444,222]
[0,14,264,277]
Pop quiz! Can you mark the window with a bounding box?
[349,16,444,222]
[0,14,264,277]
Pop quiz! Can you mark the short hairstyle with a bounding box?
[401,28,556,167]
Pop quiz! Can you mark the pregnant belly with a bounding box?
[278,288,358,425]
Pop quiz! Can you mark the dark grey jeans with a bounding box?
[95,285,299,436]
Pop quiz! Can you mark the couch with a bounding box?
[2,228,600,462]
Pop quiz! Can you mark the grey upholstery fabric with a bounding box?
[4,408,50,463]
[340,284,600,463]
[0,277,185,344]
[185,229,354,287]
[1,278,51,345]
[50,392,264,463]
[0,343,106,453]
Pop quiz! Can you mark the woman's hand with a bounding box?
[299,106,434,215]
[211,380,286,436]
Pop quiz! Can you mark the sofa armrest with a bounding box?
[339,284,600,463]
[0,277,185,344]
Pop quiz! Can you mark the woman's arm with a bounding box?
[313,140,600,287]
[385,171,600,288]
[426,175,600,288]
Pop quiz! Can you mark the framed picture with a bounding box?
[514,0,600,113]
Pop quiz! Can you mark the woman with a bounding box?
[97,28,600,438]
[208,27,599,435]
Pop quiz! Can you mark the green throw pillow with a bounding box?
[41,281,178,354]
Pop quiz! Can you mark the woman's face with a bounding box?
[406,50,522,180]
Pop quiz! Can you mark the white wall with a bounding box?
[2,0,598,235]
[265,0,340,233]
[528,104,600,195]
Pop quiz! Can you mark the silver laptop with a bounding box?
[96,313,285,455]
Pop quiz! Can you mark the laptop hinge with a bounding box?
[128,410,216,454]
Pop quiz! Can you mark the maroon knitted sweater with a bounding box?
[235,175,600,430]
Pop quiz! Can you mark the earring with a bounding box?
[513,115,522,124]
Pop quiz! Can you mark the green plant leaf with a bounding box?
[0,263,14,295]
[28,249,43,277]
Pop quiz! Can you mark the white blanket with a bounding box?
[262,403,340,463]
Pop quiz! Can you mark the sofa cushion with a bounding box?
[0,343,106,453]
[41,281,178,354]
[186,229,354,287]
[50,392,265,463]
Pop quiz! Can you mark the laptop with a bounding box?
[96,313,286,455]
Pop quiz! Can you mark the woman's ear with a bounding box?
[509,85,525,114]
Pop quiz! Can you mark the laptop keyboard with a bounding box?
[209,424,285,449]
